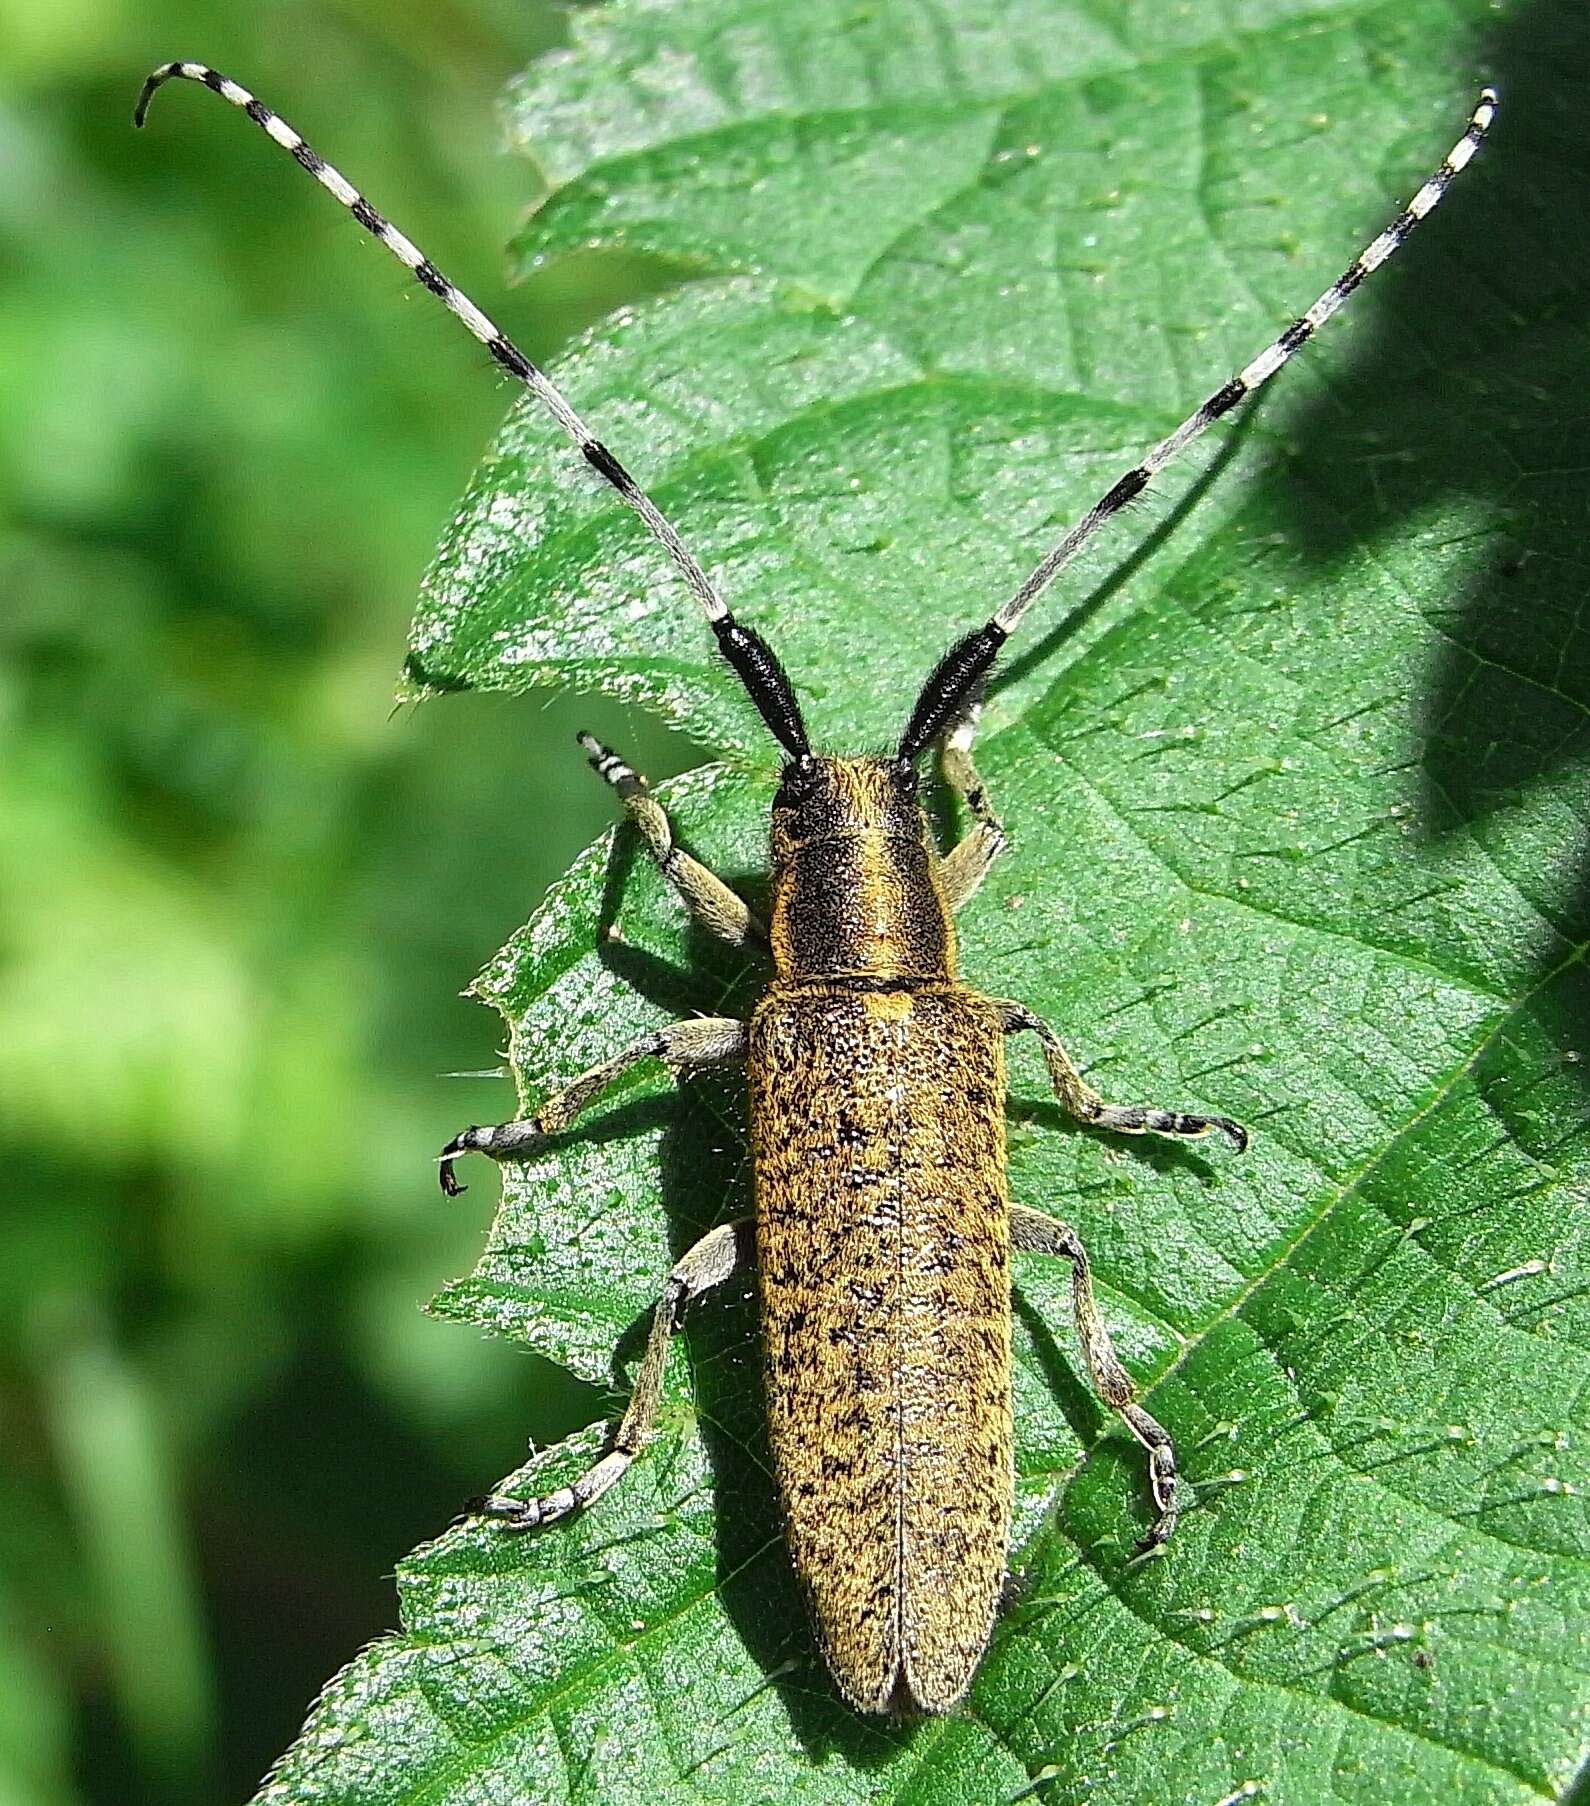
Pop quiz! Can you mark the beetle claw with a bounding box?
[438,1130,480,1197]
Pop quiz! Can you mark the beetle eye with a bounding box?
[775,756,820,808]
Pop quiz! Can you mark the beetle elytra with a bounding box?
[137,63,1495,1714]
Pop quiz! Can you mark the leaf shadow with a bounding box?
[1562,1750,1590,1806]
[1262,3,1590,1051]
[1011,1289,1105,1459]
[1006,1096,1226,1183]
[594,820,732,1017]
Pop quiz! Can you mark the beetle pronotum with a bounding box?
[137,63,1495,1714]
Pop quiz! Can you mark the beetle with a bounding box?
[136,63,1496,1715]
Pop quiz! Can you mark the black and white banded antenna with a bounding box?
[897,87,1499,765]
[134,60,812,763]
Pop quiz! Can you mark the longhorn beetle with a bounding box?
[137,64,1496,1715]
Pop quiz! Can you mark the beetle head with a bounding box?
[771,755,922,850]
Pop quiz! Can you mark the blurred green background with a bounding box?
[0,2,689,1799]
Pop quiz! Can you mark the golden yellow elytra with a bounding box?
[136,62,1496,1713]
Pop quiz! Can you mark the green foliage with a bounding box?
[266,0,1590,1799]
[1,4,662,1799]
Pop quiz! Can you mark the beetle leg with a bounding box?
[937,701,1007,913]
[439,1016,746,1195]
[1010,1202,1179,1550]
[579,732,765,947]
[469,1218,750,1531]
[996,1001,1248,1151]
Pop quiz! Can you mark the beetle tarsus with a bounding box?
[1210,1115,1250,1154]
[437,1126,491,1196]
[466,1492,542,1529]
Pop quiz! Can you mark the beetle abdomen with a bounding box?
[749,984,1011,1714]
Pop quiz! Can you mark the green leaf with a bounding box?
[267,0,1590,1800]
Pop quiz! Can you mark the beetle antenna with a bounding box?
[134,61,811,762]
[898,86,1498,764]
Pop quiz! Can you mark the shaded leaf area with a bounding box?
[268,0,1590,1800]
